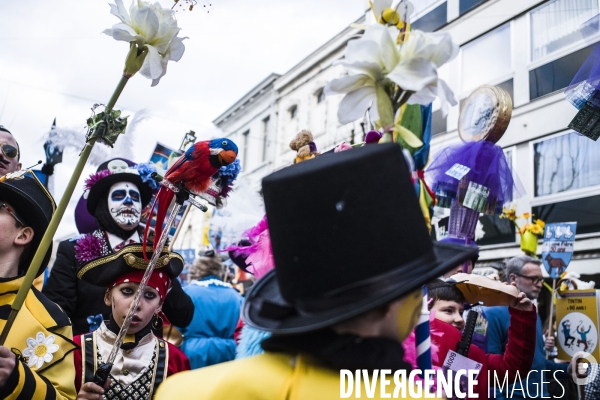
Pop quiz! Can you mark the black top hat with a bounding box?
[0,173,56,277]
[77,243,184,287]
[243,143,478,334]
[86,158,154,215]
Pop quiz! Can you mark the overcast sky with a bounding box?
[0,0,366,237]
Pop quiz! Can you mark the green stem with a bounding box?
[0,75,129,345]
[106,75,129,112]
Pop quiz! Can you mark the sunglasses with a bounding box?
[515,273,544,285]
[0,203,25,226]
[0,143,18,160]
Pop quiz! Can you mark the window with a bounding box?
[530,0,598,62]
[534,131,600,197]
[529,43,595,100]
[533,195,600,235]
[289,105,297,119]
[413,0,445,16]
[431,109,447,136]
[461,24,512,94]
[459,0,489,15]
[412,2,447,32]
[475,148,516,246]
[316,89,326,104]
[242,130,249,170]
[262,117,270,162]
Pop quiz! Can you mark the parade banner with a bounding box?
[556,289,600,361]
[542,222,577,279]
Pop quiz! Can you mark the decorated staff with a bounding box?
[92,138,239,386]
[427,85,522,242]
[0,0,190,344]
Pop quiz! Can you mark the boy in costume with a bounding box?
[44,158,194,335]
[74,243,190,399]
[422,279,536,399]
[156,143,479,399]
[0,125,22,174]
[0,173,77,399]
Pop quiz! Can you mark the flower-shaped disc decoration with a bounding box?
[104,0,187,86]
[325,0,458,144]
[22,332,59,369]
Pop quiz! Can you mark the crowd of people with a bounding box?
[0,125,595,399]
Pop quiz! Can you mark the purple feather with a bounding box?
[74,234,105,264]
[84,170,112,190]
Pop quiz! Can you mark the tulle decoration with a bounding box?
[84,169,112,190]
[426,141,524,213]
[226,215,274,279]
[565,16,600,105]
[74,234,105,264]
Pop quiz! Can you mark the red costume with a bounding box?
[429,307,537,399]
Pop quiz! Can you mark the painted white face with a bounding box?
[108,181,142,230]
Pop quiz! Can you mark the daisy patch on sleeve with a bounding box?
[22,332,59,369]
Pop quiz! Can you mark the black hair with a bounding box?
[94,195,138,240]
[0,125,20,161]
[427,279,465,310]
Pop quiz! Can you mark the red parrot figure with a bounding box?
[143,138,238,255]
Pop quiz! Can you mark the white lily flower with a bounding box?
[325,24,438,126]
[103,0,187,86]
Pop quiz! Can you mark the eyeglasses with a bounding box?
[0,143,18,160]
[0,203,25,226]
[515,273,544,285]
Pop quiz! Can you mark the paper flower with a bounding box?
[103,0,187,86]
[84,169,112,191]
[501,207,545,237]
[136,162,159,190]
[74,234,106,264]
[22,332,59,369]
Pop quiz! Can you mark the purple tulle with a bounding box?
[566,16,600,106]
[426,141,524,211]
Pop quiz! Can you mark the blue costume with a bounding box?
[178,275,243,369]
[484,306,568,399]
[562,321,575,347]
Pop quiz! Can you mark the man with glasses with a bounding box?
[0,126,21,175]
[485,256,571,399]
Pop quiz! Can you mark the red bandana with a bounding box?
[109,270,171,301]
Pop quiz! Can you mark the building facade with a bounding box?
[212,0,600,275]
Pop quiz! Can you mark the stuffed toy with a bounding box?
[289,130,318,164]
[558,271,596,296]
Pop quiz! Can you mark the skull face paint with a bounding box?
[108,182,142,230]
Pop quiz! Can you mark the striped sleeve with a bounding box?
[1,359,74,400]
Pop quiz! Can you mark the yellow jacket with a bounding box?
[0,277,77,399]
[156,351,435,400]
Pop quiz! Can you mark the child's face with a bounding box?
[105,282,162,334]
[431,300,465,331]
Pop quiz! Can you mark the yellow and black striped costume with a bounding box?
[0,276,77,399]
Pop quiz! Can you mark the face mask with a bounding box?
[108,181,142,230]
[396,289,424,342]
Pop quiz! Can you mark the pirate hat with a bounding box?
[243,143,478,334]
[85,158,155,215]
[0,173,56,276]
[77,243,184,287]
